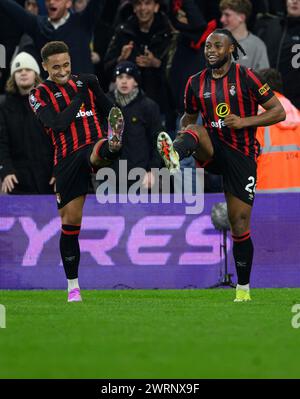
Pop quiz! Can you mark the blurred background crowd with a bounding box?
[0,0,299,195]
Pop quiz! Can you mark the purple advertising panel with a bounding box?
[0,193,299,289]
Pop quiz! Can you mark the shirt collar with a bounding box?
[48,11,70,30]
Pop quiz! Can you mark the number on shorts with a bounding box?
[245,176,256,193]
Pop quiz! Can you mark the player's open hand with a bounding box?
[224,114,245,129]
[118,41,134,62]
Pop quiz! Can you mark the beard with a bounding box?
[206,55,229,70]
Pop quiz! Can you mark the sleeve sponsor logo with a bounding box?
[29,94,41,112]
[0,44,6,68]
[29,94,37,106]
[259,83,270,95]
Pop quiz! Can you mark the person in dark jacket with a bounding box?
[0,52,54,194]
[73,0,122,92]
[0,0,106,75]
[0,0,23,94]
[15,0,41,64]
[104,0,173,122]
[254,0,300,109]
[105,60,163,192]
[168,0,221,118]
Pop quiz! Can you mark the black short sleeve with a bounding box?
[246,68,274,105]
[184,76,200,114]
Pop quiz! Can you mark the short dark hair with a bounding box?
[41,41,70,62]
[258,68,283,93]
[219,0,252,21]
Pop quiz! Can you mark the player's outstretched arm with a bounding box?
[225,96,286,130]
[0,0,38,36]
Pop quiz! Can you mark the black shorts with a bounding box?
[53,144,94,209]
[194,135,257,206]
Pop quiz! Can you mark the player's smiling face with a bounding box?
[204,33,234,68]
[43,52,71,85]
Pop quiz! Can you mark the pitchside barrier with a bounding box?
[0,193,299,289]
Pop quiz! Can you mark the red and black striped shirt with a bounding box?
[30,76,103,166]
[184,63,274,160]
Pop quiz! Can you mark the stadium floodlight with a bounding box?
[210,202,235,288]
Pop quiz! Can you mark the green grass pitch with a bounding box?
[0,288,300,379]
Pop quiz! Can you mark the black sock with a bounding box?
[60,224,81,280]
[174,130,199,160]
[232,232,254,285]
[97,139,120,161]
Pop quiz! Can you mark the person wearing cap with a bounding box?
[0,52,54,194]
[14,0,40,66]
[105,60,163,192]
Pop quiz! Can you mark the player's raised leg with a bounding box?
[157,125,214,174]
[226,193,253,302]
[59,195,86,302]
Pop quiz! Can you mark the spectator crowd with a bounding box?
[0,0,299,195]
